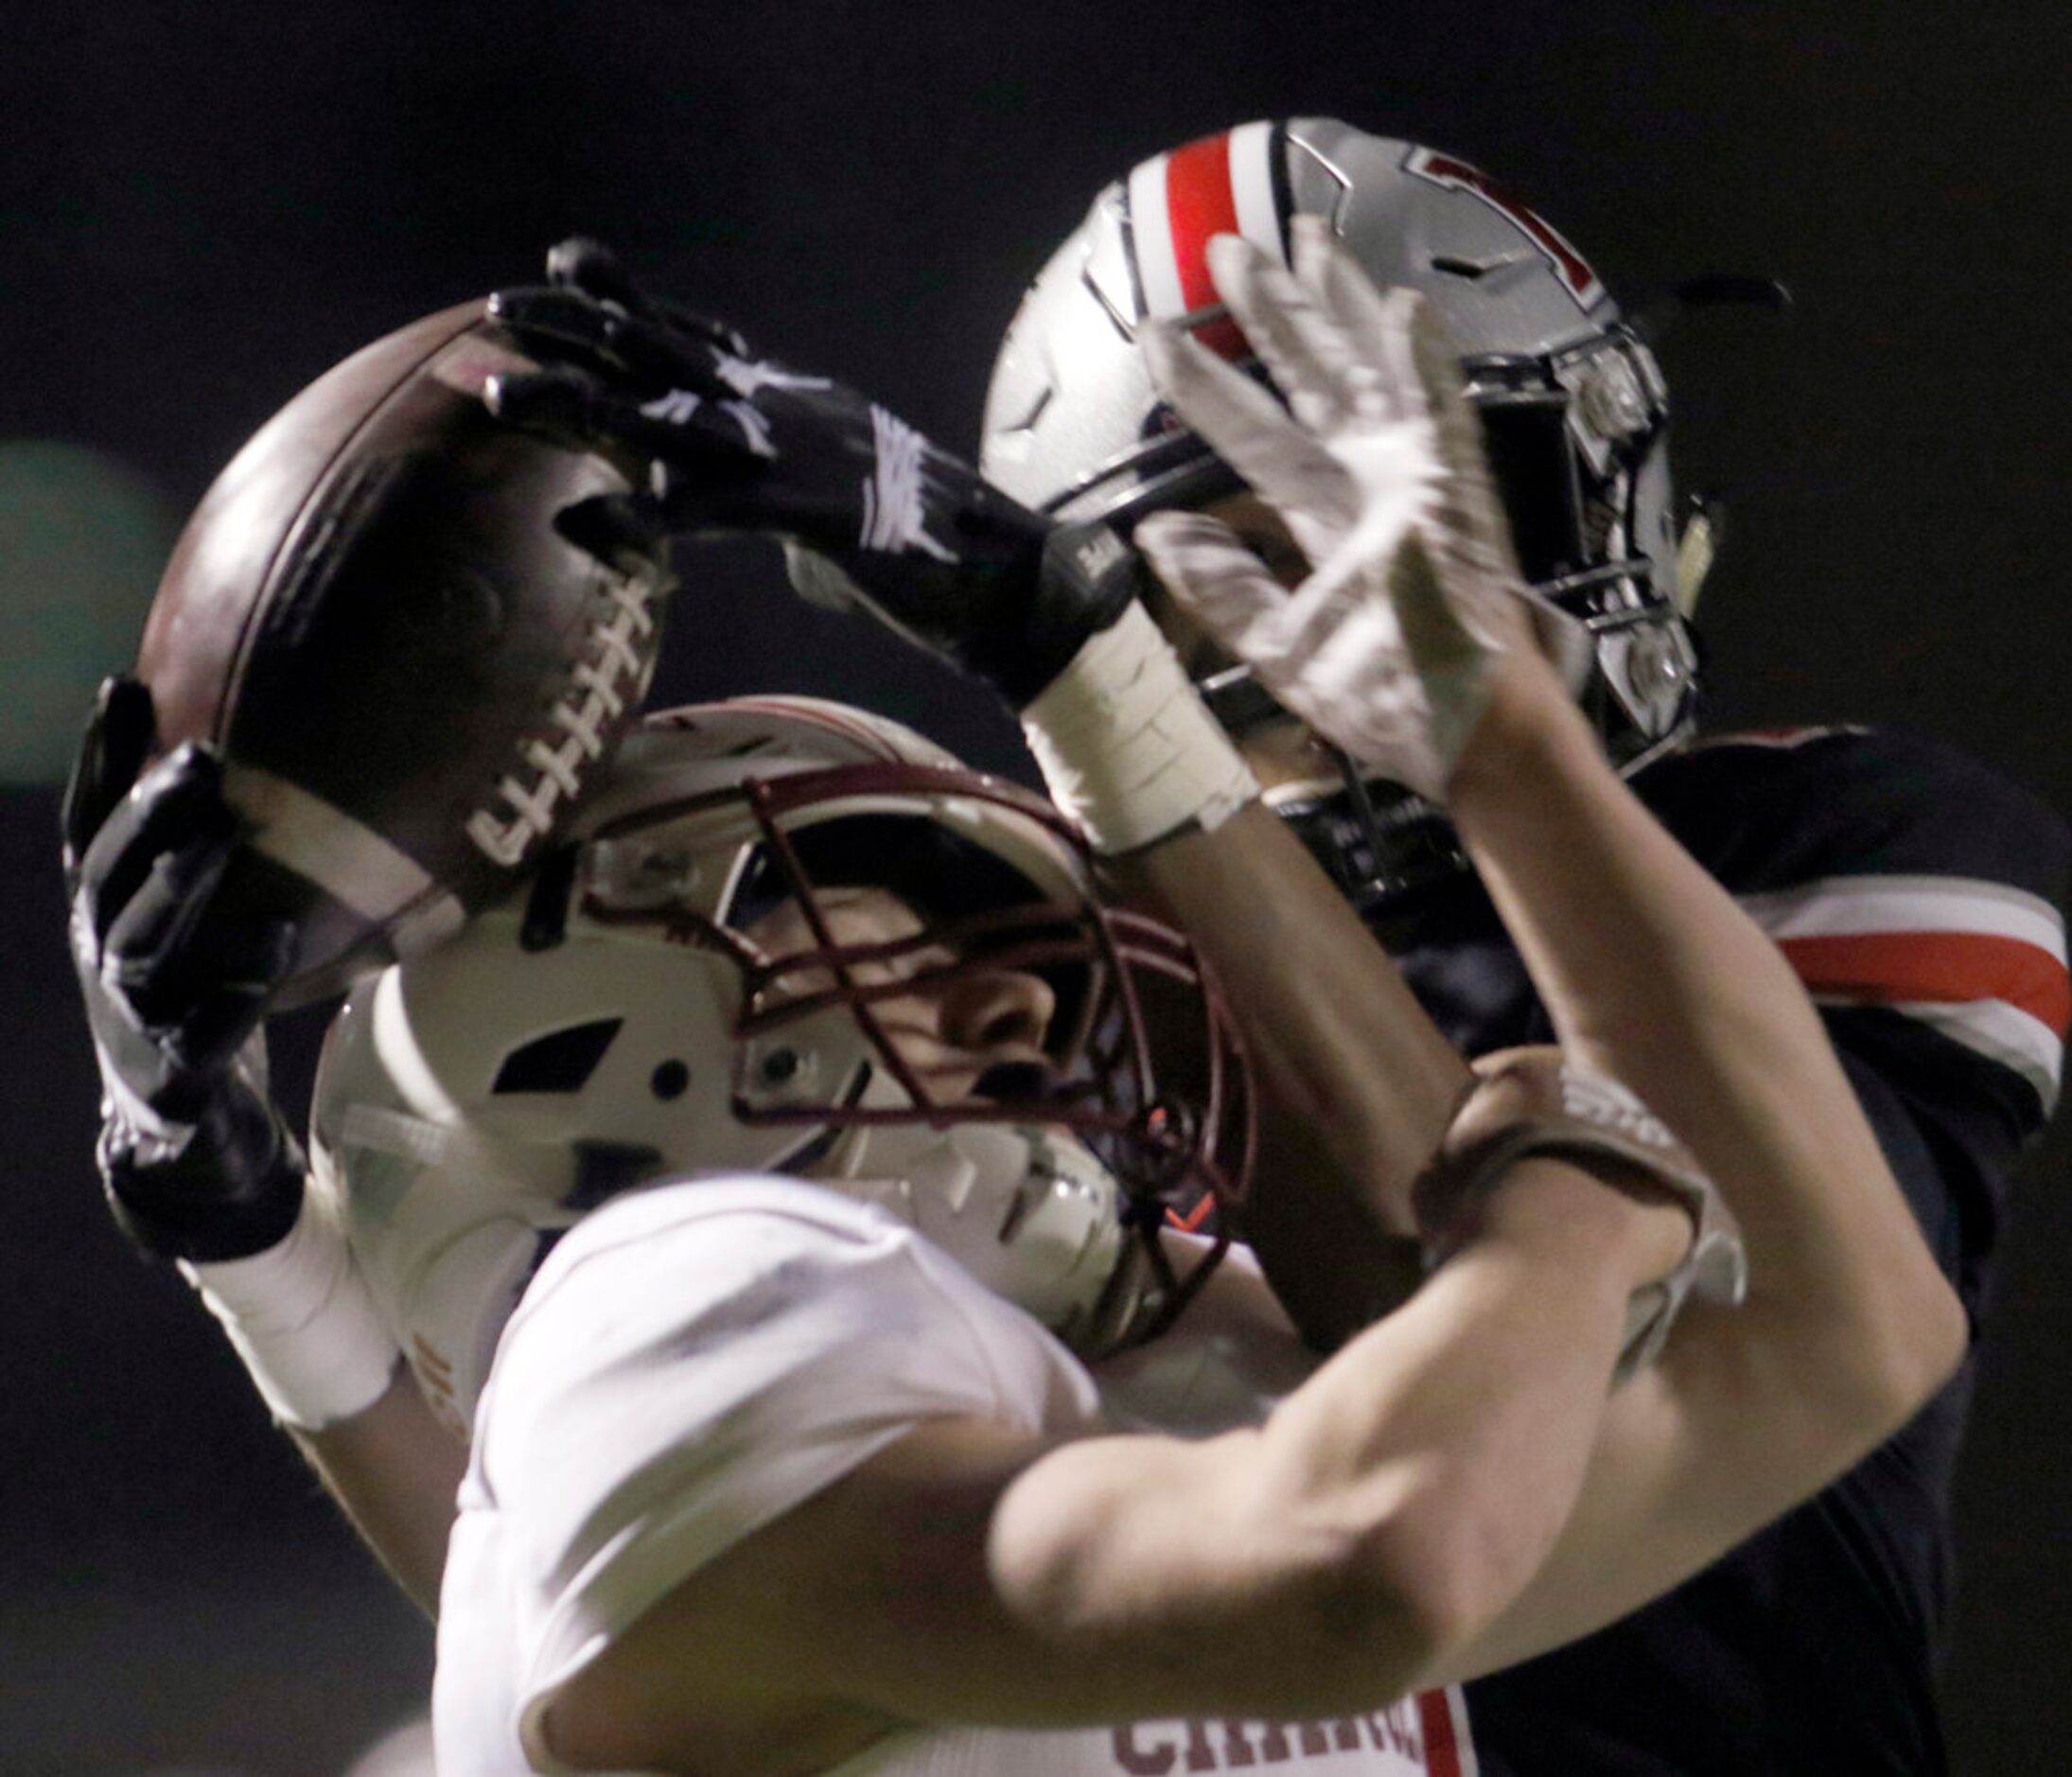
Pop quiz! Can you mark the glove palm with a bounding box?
[63,679,304,1262]
[1134,217,1589,801]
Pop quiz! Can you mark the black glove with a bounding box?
[62,678,305,1262]
[484,238,1139,707]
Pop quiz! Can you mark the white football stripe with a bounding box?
[1127,152,1187,320]
[428,334,534,399]
[222,762,455,927]
[1227,120,1287,261]
[1814,993,2063,1114]
[388,890,468,959]
[1738,873,2065,959]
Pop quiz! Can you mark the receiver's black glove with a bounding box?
[62,678,304,1262]
[486,238,1138,706]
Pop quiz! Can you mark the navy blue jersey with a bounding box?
[1383,727,2069,1776]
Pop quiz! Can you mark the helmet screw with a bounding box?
[759,1047,801,1087]
[650,1060,690,1101]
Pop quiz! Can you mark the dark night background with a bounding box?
[4,4,2068,1771]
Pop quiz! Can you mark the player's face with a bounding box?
[740,885,1059,1104]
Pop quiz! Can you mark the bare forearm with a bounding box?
[293,1371,466,1617]
[1000,1157,1679,1713]
[1254,1159,1672,1627]
[1119,803,1464,1340]
[1448,674,1962,1399]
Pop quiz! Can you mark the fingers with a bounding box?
[89,818,294,1078]
[1293,216,1427,409]
[1288,209,1337,296]
[102,828,236,1012]
[483,360,615,449]
[1388,295,1534,605]
[500,243,753,395]
[489,285,639,378]
[161,917,296,1080]
[489,286,717,397]
[553,493,675,576]
[1400,289,1488,477]
[486,363,760,474]
[1205,233,1395,439]
[544,238,750,356]
[1140,319,1358,537]
[75,739,290,1079]
[545,237,646,310]
[61,676,158,882]
[1133,510,1293,672]
[78,745,234,951]
[650,294,752,361]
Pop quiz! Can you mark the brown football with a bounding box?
[138,301,667,1006]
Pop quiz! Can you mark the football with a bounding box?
[137,301,668,1007]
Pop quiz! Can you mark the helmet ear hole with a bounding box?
[490,1018,623,1095]
[316,693,1254,1421]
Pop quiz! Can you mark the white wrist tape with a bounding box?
[1021,602,1259,854]
[179,1193,400,1432]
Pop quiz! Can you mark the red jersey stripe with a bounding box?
[1777,929,2072,1036]
[1419,1688,1465,1777]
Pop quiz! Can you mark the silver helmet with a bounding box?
[983,120,1712,903]
[308,696,1251,1436]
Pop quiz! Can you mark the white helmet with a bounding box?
[984,120,1714,904]
[310,696,1251,1436]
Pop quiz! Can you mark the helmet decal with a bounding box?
[1401,146,1605,309]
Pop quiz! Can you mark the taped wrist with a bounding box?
[1414,1048,1747,1386]
[1021,601,1259,855]
[180,1192,401,1432]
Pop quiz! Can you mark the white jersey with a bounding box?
[433,1176,1475,1776]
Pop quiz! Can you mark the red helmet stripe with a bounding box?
[1164,132,1243,315]
[1127,126,1291,358]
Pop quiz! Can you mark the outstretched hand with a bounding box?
[1133,217,1590,802]
[483,239,1137,707]
[63,678,306,1262]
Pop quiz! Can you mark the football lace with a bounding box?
[465,565,664,869]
